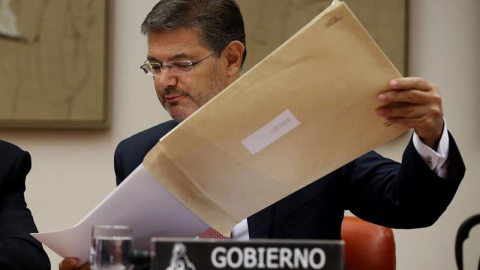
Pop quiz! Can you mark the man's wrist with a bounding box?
[416,119,445,150]
[412,119,450,178]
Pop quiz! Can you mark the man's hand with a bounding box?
[376,77,444,149]
[59,258,90,270]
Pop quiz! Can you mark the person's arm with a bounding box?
[344,134,464,229]
[376,77,462,179]
[114,140,127,186]
[0,147,50,270]
[343,78,465,228]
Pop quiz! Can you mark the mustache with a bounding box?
[163,87,188,97]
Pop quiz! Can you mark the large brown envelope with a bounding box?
[143,0,408,236]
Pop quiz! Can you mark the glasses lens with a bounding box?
[141,64,150,75]
[171,62,194,75]
[149,63,163,76]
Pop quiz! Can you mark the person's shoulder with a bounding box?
[0,140,27,160]
[115,120,179,157]
[119,120,179,146]
[0,140,30,184]
[114,121,179,183]
[130,120,178,140]
[0,140,24,153]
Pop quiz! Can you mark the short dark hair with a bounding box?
[141,0,247,67]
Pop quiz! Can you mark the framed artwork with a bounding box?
[238,0,409,75]
[0,0,109,128]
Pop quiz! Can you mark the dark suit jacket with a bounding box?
[0,140,50,270]
[114,121,465,240]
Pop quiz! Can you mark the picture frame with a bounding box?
[0,0,109,128]
[238,0,409,75]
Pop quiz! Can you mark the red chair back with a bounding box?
[341,216,396,270]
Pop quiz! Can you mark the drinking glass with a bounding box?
[89,225,134,270]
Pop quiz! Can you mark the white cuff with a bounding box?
[412,120,450,179]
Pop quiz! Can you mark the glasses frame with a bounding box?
[140,53,214,76]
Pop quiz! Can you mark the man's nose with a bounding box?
[155,69,178,89]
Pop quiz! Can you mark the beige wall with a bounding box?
[0,0,478,269]
[394,1,480,269]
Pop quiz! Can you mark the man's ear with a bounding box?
[221,41,245,78]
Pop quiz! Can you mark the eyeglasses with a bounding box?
[140,53,214,76]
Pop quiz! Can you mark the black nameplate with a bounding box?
[151,238,344,270]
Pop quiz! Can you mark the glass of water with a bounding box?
[90,225,134,270]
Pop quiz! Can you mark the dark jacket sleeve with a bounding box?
[0,146,50,270]
[114,140,128,186]
[343,132,465,229]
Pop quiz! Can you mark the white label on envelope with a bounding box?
[242,110,300,155]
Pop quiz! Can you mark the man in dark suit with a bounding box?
[112,0,464,238]
[0,140,50,270]
[61,0,465,269]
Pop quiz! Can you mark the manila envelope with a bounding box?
[144,0,408,236]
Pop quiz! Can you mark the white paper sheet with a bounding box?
[32,164,209,265]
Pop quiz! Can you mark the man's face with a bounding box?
[147,28,230,122]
